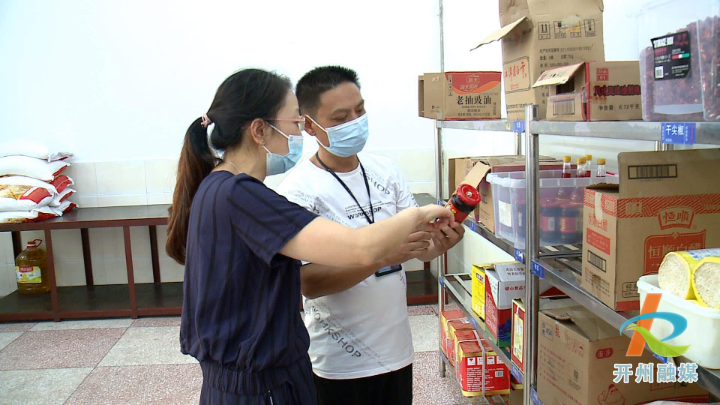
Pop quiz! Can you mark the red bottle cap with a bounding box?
[455,184,481,206]
[27,239,43,249]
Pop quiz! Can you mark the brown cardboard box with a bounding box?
[532,61,642,121]
[582,149,720,311]
[472,0,605,120]
[453,156,563,232]
[418,72,501,121]
[538,307,709,405]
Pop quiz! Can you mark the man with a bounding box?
[277,66,464,404]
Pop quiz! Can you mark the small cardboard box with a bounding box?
[485,263,525,347]
[532,61,642,121]
[452,156,563,232]
[511,299,525,371]
[453,329,480,365]
[447,319,475,366]
[511,297,575,373]
[456,339,511,397]
[472,0,605,120]
[581,149,720,311]
[472,264,488,319]
[537,306,709,405]
[440,310,466,358]
[418,72,502,121]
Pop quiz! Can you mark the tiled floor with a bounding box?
[0,306,471,405]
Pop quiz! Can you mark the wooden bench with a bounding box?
[0,205,173,322]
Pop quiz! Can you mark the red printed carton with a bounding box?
[440,310,466,359]
[446,319,475,366]
[485,263,525,347]
[582,149,720,311]
[419,72,501,121]
[456,338,511,397]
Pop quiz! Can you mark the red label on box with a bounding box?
[457,353,510,393]
[596,347,614,359]
[617,194,720,218]
[597,68,609,81]
[644,231,706,275]
[587,228,611,255]
[503,57,531,93]
[448,72,501,95]
[658,207,695,230]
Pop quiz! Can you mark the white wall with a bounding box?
[0,0,442,296]
[0,0,714,294]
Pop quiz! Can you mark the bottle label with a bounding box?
[16,266,42,284]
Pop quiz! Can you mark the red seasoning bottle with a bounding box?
[585,154,593,178]
[562,156,572,178]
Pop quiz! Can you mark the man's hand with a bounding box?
[380,231,432,267]
[432,223,465,253]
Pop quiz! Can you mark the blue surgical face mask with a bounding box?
[265,124,303,176]
[309,114,369,158]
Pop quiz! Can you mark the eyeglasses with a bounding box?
[271,117,306,132]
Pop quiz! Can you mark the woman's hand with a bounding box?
[415,205,455,233]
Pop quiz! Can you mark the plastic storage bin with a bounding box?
[634,0,720,121]
[487,170,618,249]
[637,275,720,369]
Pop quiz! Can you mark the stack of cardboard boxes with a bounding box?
[439,309,513,401]
[420,0,643,122]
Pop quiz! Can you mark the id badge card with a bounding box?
[375,264,402,277]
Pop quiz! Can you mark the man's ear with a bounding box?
[303,115,317,137]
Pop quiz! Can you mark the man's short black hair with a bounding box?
[296,66,360,115]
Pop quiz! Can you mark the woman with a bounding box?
[166,68,453,404]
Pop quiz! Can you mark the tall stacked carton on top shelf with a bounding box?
[472,0,605,120]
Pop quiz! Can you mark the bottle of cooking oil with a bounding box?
[15,239,50,294]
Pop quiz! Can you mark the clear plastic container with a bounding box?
[638,275,720,368]
[633,0,720,121]
[487,170,619,249]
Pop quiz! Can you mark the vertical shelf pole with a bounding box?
[524,105,540,403]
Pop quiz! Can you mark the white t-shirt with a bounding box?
[277,152,418,379]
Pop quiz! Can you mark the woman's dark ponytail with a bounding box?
[166,117,219,264]
[165,69,291,264]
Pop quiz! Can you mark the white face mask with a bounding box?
[265,123,303,176]
[309,114,369,158]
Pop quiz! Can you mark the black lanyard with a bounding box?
[315,153,375,224]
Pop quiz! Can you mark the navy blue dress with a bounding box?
[180,171,318,404]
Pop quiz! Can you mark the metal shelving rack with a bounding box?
[434,107,720,404]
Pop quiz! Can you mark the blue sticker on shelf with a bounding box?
[469,221,478,232]
[437,199,444,206]
[531,388,544,405]
[653,353,671,364]
[514,120,525,133]
[514,249,525,264]
[511,363,523,384]
[439,277,445,288]
[661,122,696,145]
[532,261,545,279]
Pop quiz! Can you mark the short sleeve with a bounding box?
[392,162,419,212]
[228,175,317,266]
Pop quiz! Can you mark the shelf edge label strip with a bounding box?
[661,122,696,145]
[532,261,546,279]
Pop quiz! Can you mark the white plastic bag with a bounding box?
[0,140,72,162]
[0,176,57,212]
[0,200,77,223]
[0,156,70,181]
